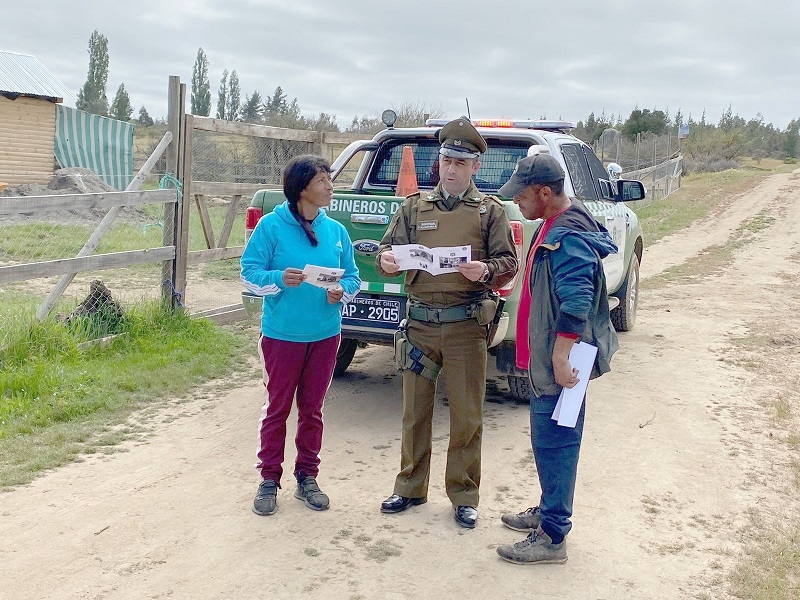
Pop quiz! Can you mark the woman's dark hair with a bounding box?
[283,154,331,247]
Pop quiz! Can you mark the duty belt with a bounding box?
[408,303,474,323]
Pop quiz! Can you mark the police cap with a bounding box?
[438,116,487,159]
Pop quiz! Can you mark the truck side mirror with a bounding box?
[614,180,646,202]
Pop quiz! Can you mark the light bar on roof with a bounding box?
[425,118,575,130]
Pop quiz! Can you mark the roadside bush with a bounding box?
[683,156,740,175]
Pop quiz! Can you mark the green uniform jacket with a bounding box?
[376,181,518,306]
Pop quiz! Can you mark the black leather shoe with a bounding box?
[454,505,478,528]
[380,494,427,514]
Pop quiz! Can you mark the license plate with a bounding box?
[341,296,406,329]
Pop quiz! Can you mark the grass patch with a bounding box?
[635,160,793,245]
[642,209,778,289]
[728,526,800,599]
[0,300,250,488]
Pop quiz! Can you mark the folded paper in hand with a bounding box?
[302,264,344,290]
[391,244,472,275]
[551,342,597,428]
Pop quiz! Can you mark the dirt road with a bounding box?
[2,169,799,600]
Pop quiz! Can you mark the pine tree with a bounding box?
[109,83,133,121]
[138,106,154,127]
[190,48,211,116]
[76,30,110,116]
[216,69,228,120]
[226,70,241,121]
[241,91,264,123]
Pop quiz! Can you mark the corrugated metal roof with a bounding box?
[0,50,76,102]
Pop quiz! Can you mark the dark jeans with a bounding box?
[529,391,586,541]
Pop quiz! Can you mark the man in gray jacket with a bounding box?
[494,153,619,564]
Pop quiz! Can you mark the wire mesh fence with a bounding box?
[191,129,315,185]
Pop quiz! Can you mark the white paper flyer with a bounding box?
[302,264,344,290]
[391,244,472,275]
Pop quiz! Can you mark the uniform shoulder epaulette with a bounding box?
[484,194,504,207]
[405,190,423,200]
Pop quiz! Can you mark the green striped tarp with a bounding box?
[54,105,134,190]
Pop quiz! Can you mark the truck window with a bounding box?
[561,143,599,202]
[369,138,530,194]
[582,146,615,200]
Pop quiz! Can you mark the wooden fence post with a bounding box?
[162,76,185,308]
[174,112,193,306]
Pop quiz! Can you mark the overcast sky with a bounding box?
[4,0,799,130]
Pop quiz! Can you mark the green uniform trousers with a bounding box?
[393,316,488,507]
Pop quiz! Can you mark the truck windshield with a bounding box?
[368,139,531,194]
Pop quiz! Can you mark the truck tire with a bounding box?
[334,338,359,376]
[611,253,639,332]
[507,375,531,402]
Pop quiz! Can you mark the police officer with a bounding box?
[377,117,519,528]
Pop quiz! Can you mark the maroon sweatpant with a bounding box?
[256,334,339,484]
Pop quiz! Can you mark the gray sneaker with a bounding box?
[253,479,278,516]
[294,476,330,511]
[501,506,541,532]
[496,526,568,565]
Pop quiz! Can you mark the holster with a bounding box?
[394,319,442,381]
[486,296,506,347]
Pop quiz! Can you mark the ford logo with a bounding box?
[353,240,380,255]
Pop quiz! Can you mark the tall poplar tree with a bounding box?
[216,69,228,120]
[226,70,241,121]
[76,30,110,116]
[190,48,211,116]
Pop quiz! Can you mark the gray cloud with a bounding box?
[3,0,798,128]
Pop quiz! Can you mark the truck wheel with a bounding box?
[334,338,359,376]
[507,375,531,402]
[611,253,639,332]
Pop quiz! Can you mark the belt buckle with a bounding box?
[431,308,442,323]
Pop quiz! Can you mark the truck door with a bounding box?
[558,143,626,290]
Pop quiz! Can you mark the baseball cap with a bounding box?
[498,153,565,197]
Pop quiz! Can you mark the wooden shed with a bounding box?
[0,51,75,187]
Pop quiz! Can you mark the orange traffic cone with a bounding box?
[396,145,418,197]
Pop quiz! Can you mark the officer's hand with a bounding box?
[380,251,400,274]
[282,267,306,287]
[553,357,579,389]
[456,260,486,282]
[326,285,344,304]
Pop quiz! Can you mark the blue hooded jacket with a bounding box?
[526,199,620,397]
[240,201,361,342]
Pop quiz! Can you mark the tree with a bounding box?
[308,112,340,133]
[783,119,799,158]
[76,30,110,116]
[392,100,446,127]
[109,83,133,121]
[216,69,228,120]
[138,106,154,127]
[190,48,211,116]
[346,101,445,134]
[346,114,383,134]
[241,90,264,123]
[264,86,288,121]
[226,70,241,121]
[621,107,668,140]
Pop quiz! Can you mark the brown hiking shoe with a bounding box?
[500,506,541,532]
[496,526,568,565]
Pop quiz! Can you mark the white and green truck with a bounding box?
[243,114,645,400]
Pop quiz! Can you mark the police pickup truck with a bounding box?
[243,113,645,400]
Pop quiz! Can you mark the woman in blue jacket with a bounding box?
[241,155,361,516]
